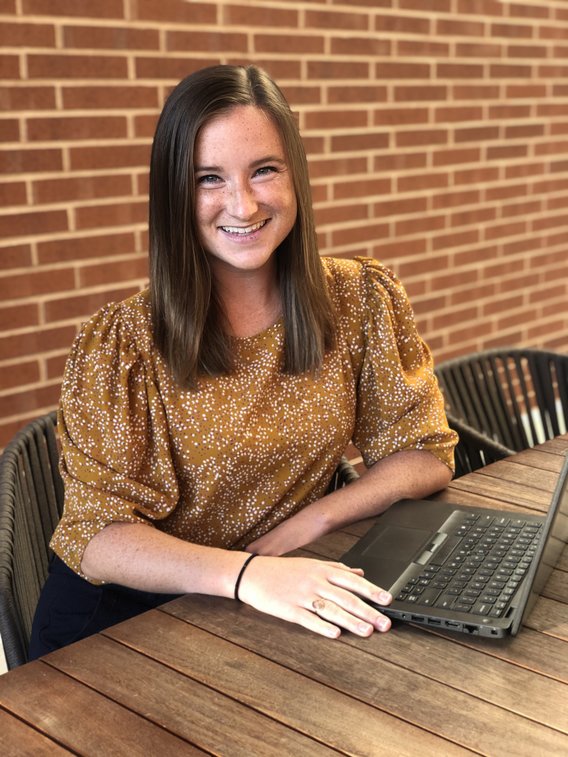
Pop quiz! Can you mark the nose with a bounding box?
[226,179,258,220]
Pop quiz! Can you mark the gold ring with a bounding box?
[312,598,326,613]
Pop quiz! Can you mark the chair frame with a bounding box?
[0,411,63,669]
[436,348,568,452]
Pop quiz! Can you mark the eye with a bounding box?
[254,166,278,178]
[197,174,222,186]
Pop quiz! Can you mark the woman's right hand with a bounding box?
[237,555,392,638]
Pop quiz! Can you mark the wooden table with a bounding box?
[1,438,567,756]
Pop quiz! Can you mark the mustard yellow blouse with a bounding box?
[51,257,457,578]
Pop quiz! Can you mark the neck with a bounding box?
[212,262,281,338]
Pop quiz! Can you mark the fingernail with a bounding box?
[378,617,391,632]
[358,622,373,636]
[378,591,392,604]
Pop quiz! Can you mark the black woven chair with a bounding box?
[436,348,568,452]
[446,413,512,478]
[0,411,63,670]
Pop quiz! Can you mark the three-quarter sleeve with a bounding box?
[51,301,180,580]
[351,258,457,471]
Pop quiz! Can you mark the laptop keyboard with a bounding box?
[395,512,543,618]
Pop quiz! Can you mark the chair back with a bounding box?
[436,349,568,452]
[0,411,63,669]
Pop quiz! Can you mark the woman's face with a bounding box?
[193,106,298,278]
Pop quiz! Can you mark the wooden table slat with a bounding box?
[162,598,568,755]
[0,663,205,755]
[45,633,339,757]
[104,609,475,757]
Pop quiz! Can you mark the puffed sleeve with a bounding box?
[50,301,180,581]
[352,258,457,471]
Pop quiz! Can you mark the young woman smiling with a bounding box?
[30,65,456,658]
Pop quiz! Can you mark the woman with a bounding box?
[30,65,456,657]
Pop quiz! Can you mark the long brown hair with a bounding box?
[149,64,336,388]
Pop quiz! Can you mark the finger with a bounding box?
[327,568,393,607]
[311,598,390,637]
[318,588,392,633]
[295,607,342,639]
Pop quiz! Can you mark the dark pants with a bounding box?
[29,555,181,660]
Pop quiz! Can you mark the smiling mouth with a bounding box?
[220,220,268,235]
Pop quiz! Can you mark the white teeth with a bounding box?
[221,220,266,235]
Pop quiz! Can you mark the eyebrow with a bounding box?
[195,155,287,173]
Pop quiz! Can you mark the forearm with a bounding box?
[249,449,452,555]
[319,449,452,531]
[81,522,248,597]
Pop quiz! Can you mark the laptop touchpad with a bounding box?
[362,525,431,560]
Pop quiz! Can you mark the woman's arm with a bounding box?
[247,449,452,556]
[81,522,393,639]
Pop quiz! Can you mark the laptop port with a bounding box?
[463,624,477,634]
[410,614,424,622]
[427,618,441,625]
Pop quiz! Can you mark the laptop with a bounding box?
[341,452,568,638]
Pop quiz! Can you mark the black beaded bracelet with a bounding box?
[234,553,257,601]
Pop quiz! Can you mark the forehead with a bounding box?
[195,106,286,161]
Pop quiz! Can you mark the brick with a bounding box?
[396,129,447,148]
[0,56,20,79]
[0,243,32,270]
[331,37,390,56]
[374,197,429,217]
[374,107,429,126]
[505,124,546,139]
[0,119,19,142]
[135,57,218,80]
[451,207,497,228]
[309,157,367,180]
[491,23,533,39]
[62,85,159,110]
[28,54,128,80]
[501,199,542,218]
[255,35,324,55]
[333,177,391,200]
[63,24,159,50]
[328,85,387,105]
[490,64,533,79]
[400,0,451,10]
[27,115,127,142]
[44,284,138,323]
[432,148,481,167]
[69,143,150,171]
[0,360,40,391]
[454,167,500,186]
[484,220,527,241]
[0,209,67,239]
[23,0,124,17]
[0,384,61,421]
[0,181,26,207]
[435,106,484,123]
[437,19,485,37]
[0,302,39,330]
[77,255,148,287]
[376,153,427,172]
[397,40,449,58]
[331,222,390,247]
[394,85,447,102]
[486,145,528,161]
[395,214,445,236]
[373,238,427,260]
[167,30,247,53]
[375,14,430,35]
[437,63,485,79]
[314,203,368,227]
[306,9,369,31]
[455,43,503,59]
[0,326,76,360]
[308,61,369,80]
[432,190,480,210]
[0,266,74,299]
[37,231,137,264]
[0,85,56,110]
[0,21,56,47]
[454,126,500,143]
[75,199,147,231]
[281,85,322,106]
[32,174,132,205]
[453,85,500,100]
[46,353,67,380]
[305,109,368,131]
[432,229,479,252]
[397,172,449,193]
[378,62,431,80]
[224,4,297,26]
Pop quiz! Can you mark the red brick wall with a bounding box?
[1,0,568,447]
